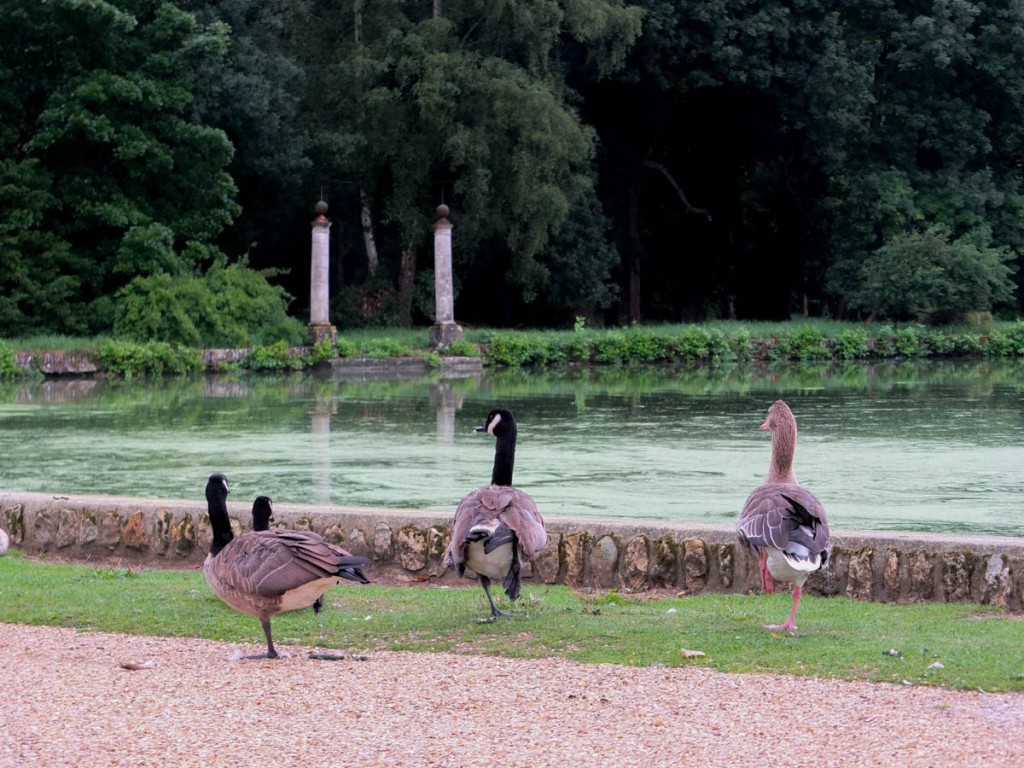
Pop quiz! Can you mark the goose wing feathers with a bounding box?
[446,485,547,567]
[218,531,369,597]
[736,483,831,563]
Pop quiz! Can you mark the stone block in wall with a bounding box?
[531,533,561,584]
[563,532,588,586]
[682,540,708,592]
[396,526,427,572]
[941,551,974,602]
[651,536,678,585]
[154,509,173,555]
[57,508,80,549]
[621,535,651,591]
[1011,557,1024,612]
[347,528,369,559]
[33,511,58,550]
[591,535,620,589]
[974,554,1011,608]
[426,526,448,577]
[908,551,934,601]
[97,511,122,550]
[717,543,734,589]
[846,548,875,601]
[810,548,844,597]
[171,514,198,556]
[883,549,900,600]
[373,522,393,560]
[124,511,147,551]
[1,504,25,545]
[322,524,346,545]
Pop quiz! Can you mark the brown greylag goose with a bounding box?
[444,408,548,618]
[251,495,323,614]
[736,400,831,630]
[203,474,370,658]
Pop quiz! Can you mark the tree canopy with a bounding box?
[3,0,1024,341]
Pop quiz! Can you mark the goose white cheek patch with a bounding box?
[487,412,502,435]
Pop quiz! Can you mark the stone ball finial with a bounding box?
[437,203,450,219]
[314,199,329,216]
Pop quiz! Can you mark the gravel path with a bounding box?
[1,623,1021,767]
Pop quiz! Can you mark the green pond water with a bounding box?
[1,360,1023,537]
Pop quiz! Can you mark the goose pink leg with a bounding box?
[764,585,801,631]
[758,548,775,594]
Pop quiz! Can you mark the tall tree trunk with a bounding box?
[398,243,417,325]
[353,1,380,277]
[360,189,379,277]
[628,186,641,324]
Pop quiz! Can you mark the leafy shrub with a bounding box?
[850,226,1015,323]
[113,257,305,347]
[486,333,548,366]
[787,326,830,360]
[833,328,869,359]
[870,326,897,357]
[243,340,303,371]
[363,338,415,358]
[98,341,202,377]
[984,324,1024,357]
[723,328,750,361]
[440,339,478,357]
[308,338,337,364]
[334,338,357,357]
[0,342,17,379]
[894,326,922,357]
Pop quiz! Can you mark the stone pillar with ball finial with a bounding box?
[429,203,463,348]
[309,198,337,345]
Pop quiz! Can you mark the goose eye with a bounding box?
[487,412,502,435]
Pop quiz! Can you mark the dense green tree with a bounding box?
[850,225,1015,323]
[0,0,235,334]
[0,0,304,344]
[285,0,641,326]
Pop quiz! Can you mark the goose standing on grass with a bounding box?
[0,527,8,555]
[736,400,832,631]
[251,495,324,615]
[203,474,370,658]
[444,408,547,618]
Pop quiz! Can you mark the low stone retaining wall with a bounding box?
[2,491,1022,609]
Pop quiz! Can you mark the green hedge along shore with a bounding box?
[6,320,1024,378]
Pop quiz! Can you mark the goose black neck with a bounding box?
[491,425,517,486]
[208,497,234,556]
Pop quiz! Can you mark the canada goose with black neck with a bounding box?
[444,408,548,618]
[251,495,324,615]
[203,474,370,658]
[736,400,831,630]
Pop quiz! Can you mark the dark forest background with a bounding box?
[3,0,1024,345]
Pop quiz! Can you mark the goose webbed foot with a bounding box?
[481,576,511,617]
[763,586,802,632]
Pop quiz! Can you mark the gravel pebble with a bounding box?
[1,623,1021,767]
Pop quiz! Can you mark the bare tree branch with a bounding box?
[643,160,712,221]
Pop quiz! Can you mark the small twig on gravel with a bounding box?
[308,652,369,661]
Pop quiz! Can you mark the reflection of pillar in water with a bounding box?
[312,395,336,505]
[429,383,463,445]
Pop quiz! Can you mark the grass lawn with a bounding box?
[1,550,1021,691]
